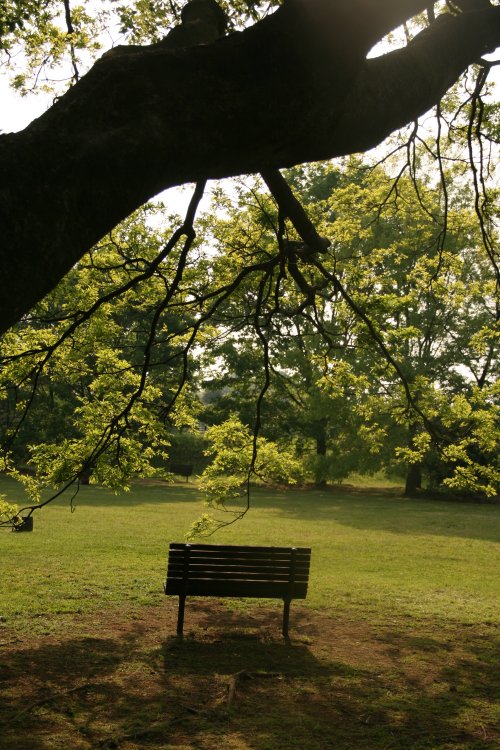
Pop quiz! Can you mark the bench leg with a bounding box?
[177,594,186,637]
[282,599,291,639]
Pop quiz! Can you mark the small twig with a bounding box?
[7,682,96,725]
[63,0,80,83]
[226,670,249,707]
[226,670,282,708]
[179,704,201,714]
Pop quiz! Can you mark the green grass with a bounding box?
[1,476,499,631]
[1,476,499,750]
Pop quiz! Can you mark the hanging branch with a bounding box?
[261,168,440,438]
[247,268,273,472]
[466,64,500,296]
[63,0,80,83]
[3,178,288,528]
[0,181,213,455]
[5,181,208,521]
[196,265,278,535]
[428,99,450,281]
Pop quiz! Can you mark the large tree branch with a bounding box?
[0,1,499,333]
[315,7,500,156]
[290,0,432,54]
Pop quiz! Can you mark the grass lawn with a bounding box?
[0,476,499,749]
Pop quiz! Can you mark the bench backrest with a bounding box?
[165,543,311,599]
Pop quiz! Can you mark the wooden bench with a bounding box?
[164,543,311,638]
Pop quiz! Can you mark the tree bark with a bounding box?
[315,428,328,488]
[405,463,422,497]
[1,1,499,333]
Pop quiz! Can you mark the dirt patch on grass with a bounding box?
[0,602,498,750]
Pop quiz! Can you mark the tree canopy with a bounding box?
[1,1,499,524]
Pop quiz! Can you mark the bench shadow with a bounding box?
[160,606,499,749]
[162,603,500,750]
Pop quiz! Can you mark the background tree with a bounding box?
[324,158,499,495]
[198,176,373,486]
[199,156,499,496]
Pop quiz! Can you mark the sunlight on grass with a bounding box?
[1,476,498,634]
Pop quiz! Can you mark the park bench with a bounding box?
[164,542,311,638]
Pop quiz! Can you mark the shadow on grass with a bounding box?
[252,490,500,544]
[1,606,498,750]
[56,481,500,544]
[161,608,500,750]
[0,633,129,750]
[7,472,495,545]
[0,475,201,512]
[2,470,499,545]
[57,481,202,507]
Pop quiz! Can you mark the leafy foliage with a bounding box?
[1,2,499,520]
[0,204,205,501]
[0,0,280,94]
[189,414,303,535]
[0,491,17,524]
[200,155,499,496]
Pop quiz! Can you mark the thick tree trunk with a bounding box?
[314,420,328,488]
[405,463,422,497]
[1,1,499,332]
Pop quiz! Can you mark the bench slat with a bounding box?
[170,548,311,562]
[165,579,309,599]
[167,561,310,574]
[169,543,310,554]
[167,570,309,580]
[169,572,308,585]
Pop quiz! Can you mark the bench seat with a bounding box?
[164,542,311,637]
